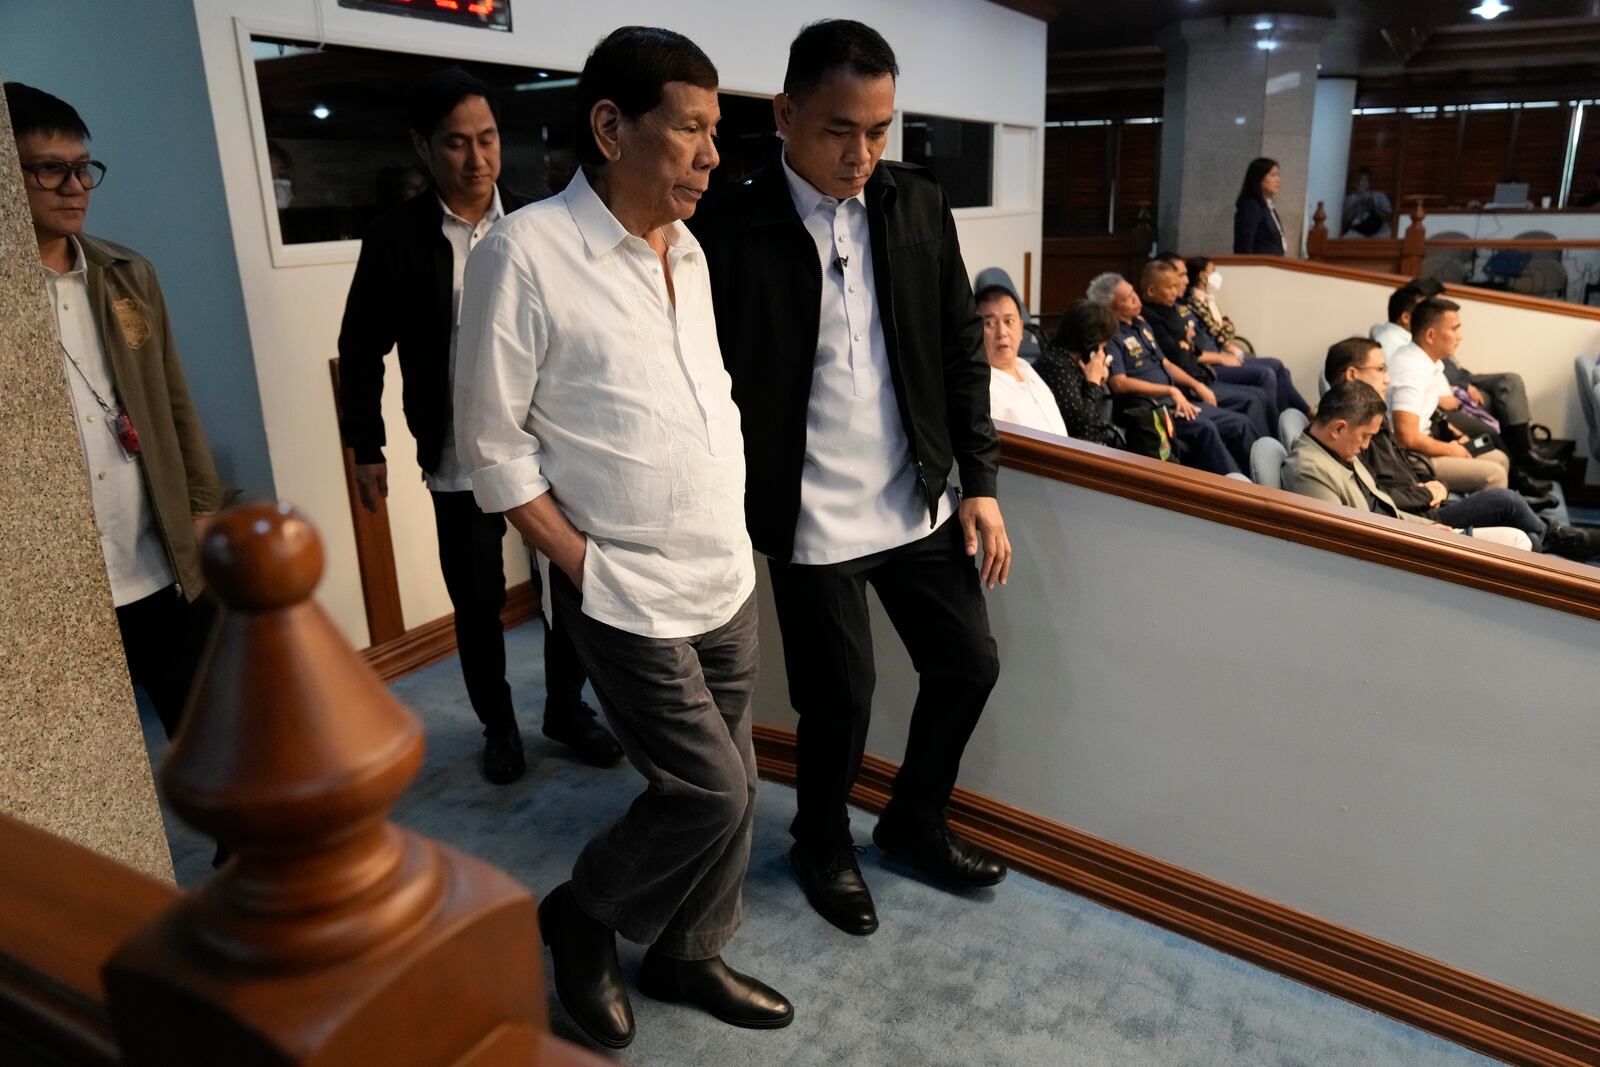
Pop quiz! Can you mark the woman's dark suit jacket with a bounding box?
[1233,196,1286,255]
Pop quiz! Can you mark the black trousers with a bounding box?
[114,585,214,739]
[430,490,589,733]
[767,516,1000,850]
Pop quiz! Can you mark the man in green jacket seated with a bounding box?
[1282,380,1530,552]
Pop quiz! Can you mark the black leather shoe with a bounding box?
[873,819,1007,888]
[1543,522,1600,561]
[539,882,635,1049]
[790,843,878,935]
[1512,470,1554,496]
[637,948,793,1029]
[544,702,624,767]
[1522,491,1559,512]
[482,728,526,785]
[1516,454,1566,479]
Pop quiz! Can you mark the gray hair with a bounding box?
[1085,272,1124,307]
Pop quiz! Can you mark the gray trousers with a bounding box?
[550,568,759,960]
[1470,372,1531,427]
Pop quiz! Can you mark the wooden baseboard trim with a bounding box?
[360,581,540,682]
[751,725,1600,1067]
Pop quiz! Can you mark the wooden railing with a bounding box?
[0,500,608,1067]
[1305,200,1429,278]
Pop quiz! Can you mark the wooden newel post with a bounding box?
[1400,199,1428,278]
[102,500,549,1066]
[1306,201,1328,260]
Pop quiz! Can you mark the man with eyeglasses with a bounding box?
[6,82,229,740]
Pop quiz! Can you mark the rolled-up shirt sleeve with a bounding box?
[455,230,551,513]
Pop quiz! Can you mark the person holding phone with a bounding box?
[1035,300,1123,448]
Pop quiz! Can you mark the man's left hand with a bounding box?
[959,496,1012,590]
[1467,384,1485,406]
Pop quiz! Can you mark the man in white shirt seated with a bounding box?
[1370,283,1423,358]
[454,27,790,1050]
[1386,298,1513,496]
[978,285,1067,437]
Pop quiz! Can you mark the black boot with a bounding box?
[539,882,635,1048]
[1511,468,1554,497]
[1506,423,1566,477]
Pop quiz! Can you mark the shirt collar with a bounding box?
[438,186,504,228]
[1303,427,1355,471]
[563,165,700,262]
[42,235,88,279]
[781,150,866,220]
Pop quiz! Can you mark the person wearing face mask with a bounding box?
[1233,156,1287,255]
[979,286,1067,436]
[1172,253,1309,420]
[338,68,623,787]
[691,19,1011,940]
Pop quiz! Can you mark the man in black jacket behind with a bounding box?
[337,69,620,782]
[691,20,1012,937]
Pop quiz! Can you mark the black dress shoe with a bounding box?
[1512,470,1554,496]
[1516,454,1566,479]
[789,843,878,935]
[544,702,624,767]
[1542,523,1600,561]
[538,882,634,1049]
[482,728,526,785]
[872,818,1007,888]
[637,948,793,1029]
[1522,492,1559,512]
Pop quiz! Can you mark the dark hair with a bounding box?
[1051,299,1118,355]
[1409,297,1460,339]
[1324,337,1381,384]
[1184,255,1213,294]
[1154,249,1184,267]
[783,19,898,99]
[575,26,718,167]
[1386,284,1426,325]
[1314,379,1387,428]
[407,68,496,140]
[974,285,1022,318]
[3,82,90,142]
[1139,258,1177,295]
[1407,275,1446,299]
[1236,156,1279,205]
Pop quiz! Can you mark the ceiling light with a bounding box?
[311,104,331,120]
[1254,18,1273,30]
[1256,38,1278,50]
[1471,0,1510,18]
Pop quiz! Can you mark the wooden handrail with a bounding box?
[998,429,1600,623]
[1426,238,1600,250]
[1,501,608,1067]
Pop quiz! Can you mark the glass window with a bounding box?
[901,114,993,208]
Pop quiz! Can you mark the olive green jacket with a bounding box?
[1282,431,1430,526]
[80,234,229,599]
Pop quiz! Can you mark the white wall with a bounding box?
[751,450,1600,1016]
[1304,78,1356,248]
[1400,211,1600,241]
[1214,262,1600,473]
[189,0,1047,645]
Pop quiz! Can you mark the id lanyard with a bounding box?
[59,340,142,459]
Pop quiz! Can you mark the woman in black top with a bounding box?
[1035,300,1123,448]
[1233,157,1286,255]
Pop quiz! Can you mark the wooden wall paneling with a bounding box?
[1115,122,1160,231]
[1457,110,1514,207]
[1516,106,1576,208]
[1400,114,1456,213]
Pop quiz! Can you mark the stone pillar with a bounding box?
[0,79,173,880]
[1157,14,1333,257]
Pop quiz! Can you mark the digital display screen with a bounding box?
[337,0,511,32]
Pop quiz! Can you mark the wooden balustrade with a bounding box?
[1305,199,1428,277]
[1,500,608,1067]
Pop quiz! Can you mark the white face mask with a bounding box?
[1207,270,1223,293]
[273,178,294,210]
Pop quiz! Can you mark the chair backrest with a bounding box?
[1250,436,1289,489]
[975,265,1041,361]
[1577,355,1600,464]
[1279,409,1310,448]
[1224,471,1253,483]
[1317,370,1329,398]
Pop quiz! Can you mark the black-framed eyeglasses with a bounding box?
[20,160,107,191]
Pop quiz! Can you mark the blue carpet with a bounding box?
[142,622,1499,1066]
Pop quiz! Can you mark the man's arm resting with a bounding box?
[504,492,586,585]
[1392,410,1462,458]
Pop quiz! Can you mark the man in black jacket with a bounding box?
[1326,338,1600,560]
[337,69,621,783]
[691,20,1011,937]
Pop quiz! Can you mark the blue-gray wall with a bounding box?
[1,1,274,496]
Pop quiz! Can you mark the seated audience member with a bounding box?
[1168,252,1310,419]
[1387,298,1521,496]
[1370,283,1424,357]
[1037,299,1123,448]
[1326,339,1598,559]
[1392,278,1563,477]
[1087,271,1259,475]
[1283,381,1532,552]
[978,285,1067,436]
[1139,259,1272,439]
[1341,168,1393,237]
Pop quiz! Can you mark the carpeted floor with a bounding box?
[142,622,1500,1066]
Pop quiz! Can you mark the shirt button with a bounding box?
[97,471,106,480]
[87,414,96,423]
[854,333,863,342]
[848,284,856,293]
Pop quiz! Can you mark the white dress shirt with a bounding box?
[989,362,1068,437]
[427,188,504,493]
[1387,341,1450,424]
[782,154,953,565]
[46,237,174,606]
[1370,320,1410,358]
[454,168,754,639]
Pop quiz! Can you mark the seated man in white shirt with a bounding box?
[1386,298,1513,496]
[454,27,790,1050]
[978,285,1067,437]
[1370,283,1423,358]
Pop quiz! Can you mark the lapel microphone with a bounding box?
[832,254,850,273]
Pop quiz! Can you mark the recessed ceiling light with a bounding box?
[1471,0,1511,18]
[1254,18,1273,30]
[1256,38,1278,50]
[312,104,331,120]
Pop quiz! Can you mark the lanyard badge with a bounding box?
[108,409,142,459]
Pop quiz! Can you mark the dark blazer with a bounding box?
[1142,300,1214,383]
[337,184,531,470]
[1233,196,1286,255]
[689,159,996,563]
[1032,348,1120,447]
[1358,421,1437,514]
